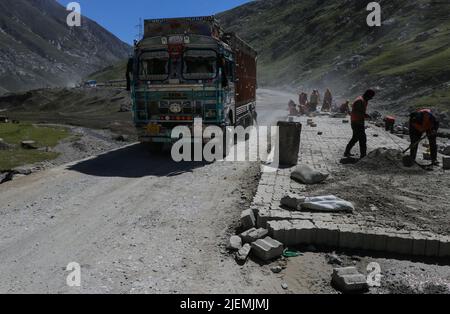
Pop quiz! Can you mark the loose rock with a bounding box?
[271,266,283,274]
[21,140,38,150]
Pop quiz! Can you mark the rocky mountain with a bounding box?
[0,0,131,94]
[218,0,450,116]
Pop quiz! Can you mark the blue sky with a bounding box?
[57,0,252,44]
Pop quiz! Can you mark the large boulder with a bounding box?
[301,195,354,213]
[291,165,329,184]
[21,140,38,150]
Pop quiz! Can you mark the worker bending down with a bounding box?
[409,109,439,166]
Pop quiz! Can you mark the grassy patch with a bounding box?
[412,88,450,112]
[0,123,69,171]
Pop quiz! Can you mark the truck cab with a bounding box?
[127,16,257,151]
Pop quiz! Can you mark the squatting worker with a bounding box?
[344,89,376,159]
[409,109,440,166]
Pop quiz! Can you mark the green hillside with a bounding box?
[218,0,450,117]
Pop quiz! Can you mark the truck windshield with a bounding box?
[183,50,217,80]
[139,51,170,81]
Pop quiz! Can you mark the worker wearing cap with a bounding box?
[344,89,376,158]
[409,109,439,165]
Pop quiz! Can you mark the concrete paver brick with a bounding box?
[251,237,284,261]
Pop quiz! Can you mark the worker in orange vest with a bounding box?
[344,89,376,158]
[409,109,439,165]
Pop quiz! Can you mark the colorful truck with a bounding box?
[126,16,257,152]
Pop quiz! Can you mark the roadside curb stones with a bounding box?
[332,267,368,293]
[251,237,284,261]
[240,228,269,244]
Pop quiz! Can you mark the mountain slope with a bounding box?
[218,0,450,115]
[0,0,131,94]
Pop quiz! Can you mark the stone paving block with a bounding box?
[386,233,413,255]
[338,225,364,250]
[424,234,440,257]
[251,237,284,261]
[411,231,427,256]
[256,209,271,228]
[268,220,285,243]
[363,228,388,252]
[292,220,317,245]
[332,267,368,293]
[314,221,339,247]
[240,228,269,244]
[284,221,298,246]
[240,209,256,229]
[439,237,450,257]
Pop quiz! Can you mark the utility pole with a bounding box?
[135,18,143,41]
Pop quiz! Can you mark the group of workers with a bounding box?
[343,89,440,166]
[295,89,334,115]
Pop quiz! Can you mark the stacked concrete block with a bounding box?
[251,237,284,261]
[240,209,256,229]
[240,228,269,244]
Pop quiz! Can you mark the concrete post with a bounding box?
[277,121,302,166]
